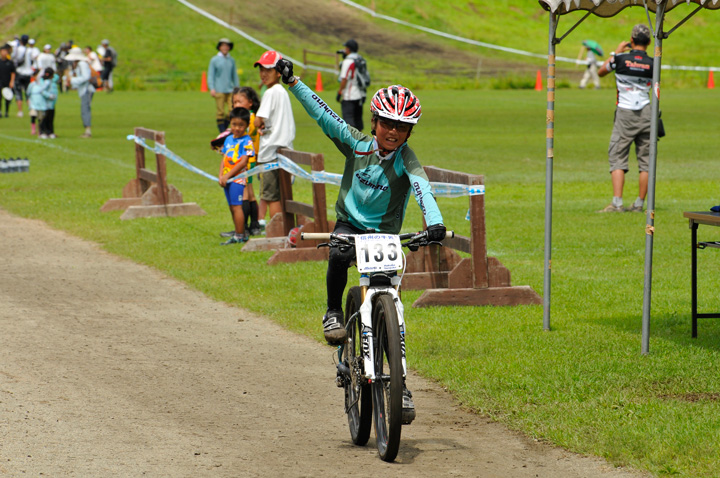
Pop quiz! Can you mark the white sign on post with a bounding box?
[355,234,403,273]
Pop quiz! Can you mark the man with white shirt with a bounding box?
[36,44,56,73]
[12,34,33,117]
[337,39,365,131]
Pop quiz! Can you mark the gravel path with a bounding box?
[0,209,647,477]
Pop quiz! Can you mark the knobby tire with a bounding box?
[344,286,371,446]
[371,293,403,462]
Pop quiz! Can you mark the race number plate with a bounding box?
[355,234,403,273]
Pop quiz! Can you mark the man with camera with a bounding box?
[597,24,654,213]
[336,39,365,131]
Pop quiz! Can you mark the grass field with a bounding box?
[1,84,720,477]
[3,0,720,89]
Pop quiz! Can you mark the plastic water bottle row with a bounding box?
[0,158,30,173]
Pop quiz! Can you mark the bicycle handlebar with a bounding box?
[301,230,455,242]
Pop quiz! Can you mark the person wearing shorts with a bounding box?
[218,107,254,245]
[253,51,295,223]
[597,24,654,213]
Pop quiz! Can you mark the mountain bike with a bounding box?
[301,230,452,462]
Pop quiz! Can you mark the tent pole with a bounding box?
[641,1,667,355]
[543,12,557,332]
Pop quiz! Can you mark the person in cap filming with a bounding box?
[208,38,239,133]
[337,39,365,131]
[597,24,654,213]
[65,46,95,138]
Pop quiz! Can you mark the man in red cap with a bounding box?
[253,51,295,223]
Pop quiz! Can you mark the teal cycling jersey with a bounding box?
[289,80,443,234]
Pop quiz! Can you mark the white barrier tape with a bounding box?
[175,0,337,74]
[127,135,218,182]
[431,182,485,198]
[339,0,720,72]
[127,135,484,204]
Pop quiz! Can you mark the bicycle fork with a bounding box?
[359,287,407,382]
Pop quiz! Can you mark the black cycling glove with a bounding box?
[426,224,446,242]
[275,59,294,84]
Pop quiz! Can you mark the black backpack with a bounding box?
[353,55,371,95]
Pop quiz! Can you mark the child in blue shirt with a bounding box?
[219,107,255,245]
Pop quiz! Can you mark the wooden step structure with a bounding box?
[101,127,205,220]
[242,147,334,263]
[403,166,541,308]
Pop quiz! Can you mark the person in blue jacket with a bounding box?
[274,59,446,347]
[208,38,239,133]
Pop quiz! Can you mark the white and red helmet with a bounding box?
[370,85,422,124]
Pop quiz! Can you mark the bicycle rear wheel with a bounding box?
[344,286,371,446]
[371,293,403,462]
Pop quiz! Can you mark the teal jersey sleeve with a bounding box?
[398,150,444,227]
[289,80,372,158]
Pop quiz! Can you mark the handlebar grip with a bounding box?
[445,230,455,239]
[301,232,332,240]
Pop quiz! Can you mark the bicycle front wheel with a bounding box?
[344,286,371,446]
[371,293,403,462]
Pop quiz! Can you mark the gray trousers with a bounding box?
[81,90,94,127]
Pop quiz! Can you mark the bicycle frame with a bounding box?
[352,280,407,383]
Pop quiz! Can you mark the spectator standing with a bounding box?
[36,44,56,73]
[99,39,117,92]
[12,34,33,117]
[253,51,295,223]
[26,70,45,136]
[54,43,70,92]
[27,39,40,65]
[578,40,601,89]
[337,39,365,130]
[38,67,58,138]
[0,43,16,118]
[84,46,103,73]
[65,46,95,138]
[217,107,255,245]
[597,24,654,213]
[208,38,239,133]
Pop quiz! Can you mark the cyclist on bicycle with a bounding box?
[275,56,446,340]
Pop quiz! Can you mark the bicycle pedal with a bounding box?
[402,408,416,424]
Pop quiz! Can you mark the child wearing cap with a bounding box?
[253,50,296,225]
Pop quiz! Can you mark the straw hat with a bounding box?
[65,46,86,61]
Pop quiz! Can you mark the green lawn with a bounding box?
[1,86,720,477]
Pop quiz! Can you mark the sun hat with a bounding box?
[28,38,36,45]
[64,46,86,61]
[101,39,109,45]
[254,50,281,68]
[216,38,234,51]
[2,87,13,102]
[43,44,51,50]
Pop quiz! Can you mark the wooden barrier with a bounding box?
[403,166,541,308]
[242,148,333,264]
[101,127,205,220]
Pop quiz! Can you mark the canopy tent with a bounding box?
[537,0,720,354]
